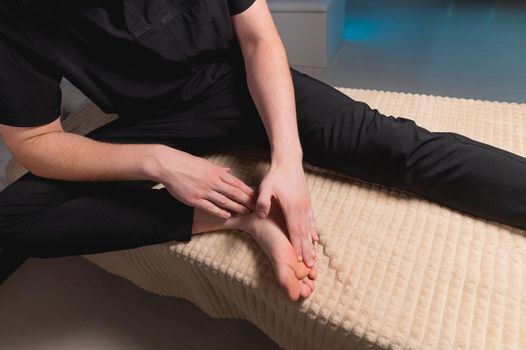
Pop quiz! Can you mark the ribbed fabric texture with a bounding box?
[5,89,526,350]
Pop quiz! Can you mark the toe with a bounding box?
[292,261,311,280]
[302,277,315,292]
[308,266,318,280]
[276,265,301,301]
[299,280,313,298]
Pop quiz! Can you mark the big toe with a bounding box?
[292,260,312,280]
[276,265,301,301]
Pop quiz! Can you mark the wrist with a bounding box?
[140,144,174,183]
[271,144,303,165]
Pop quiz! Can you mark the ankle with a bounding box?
[191,208,253,235]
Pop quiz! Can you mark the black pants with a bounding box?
[1,66,526,258]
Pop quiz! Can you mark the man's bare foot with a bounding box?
[191,204,317,301]
[241,202,317,301]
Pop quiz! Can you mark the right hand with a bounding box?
[156,147,257,218]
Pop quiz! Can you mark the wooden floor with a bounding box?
[1,1,525,349]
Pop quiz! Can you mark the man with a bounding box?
[1,0,526,301]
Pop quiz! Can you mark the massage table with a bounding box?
[5,88,526,350]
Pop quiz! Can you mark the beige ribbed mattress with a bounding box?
[5,89,526,350]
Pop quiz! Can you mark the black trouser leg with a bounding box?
[3,63,524,259]
[0,167,195,258]
[0,72,256,258]
[244,68,526,230]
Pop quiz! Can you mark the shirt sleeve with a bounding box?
[227,0,257,16]
[0,33,62,127]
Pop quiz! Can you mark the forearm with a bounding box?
[242,39,302,163]
[13,131,171,182]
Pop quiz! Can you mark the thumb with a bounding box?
[256,187,272,219]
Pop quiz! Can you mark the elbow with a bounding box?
[242,36,286,59]
[0,116,63,176]
[7,143,42,177]
[3,134,55,178]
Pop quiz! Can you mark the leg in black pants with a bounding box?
[242,68,526,231]
[0,173,194,258]
[1,65,525,259]
[0,65,257,258]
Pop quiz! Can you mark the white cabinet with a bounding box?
[268,0,346,67]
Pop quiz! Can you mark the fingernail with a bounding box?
[258,211,266,219]
[297,255,303,262]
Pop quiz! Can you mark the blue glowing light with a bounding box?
[344,19,377,41]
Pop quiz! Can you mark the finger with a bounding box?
[311,235,317,260]
[306,209,317,257]
[283,207,304,262]
[216,181,255,212]
[197,198,232,219]
[301,218,316,268]
[220,172,257,206]
[255,186,273,219]
[205,191,251,215]
[309,227,317,260]
[291,201,316,267]
[308,207,319,242]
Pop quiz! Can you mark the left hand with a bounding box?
[255,159,319,268]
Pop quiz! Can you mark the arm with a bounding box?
[231,0,319,267]
[1,116,164,182]
[0,117,257,218]
[231,0,301,163]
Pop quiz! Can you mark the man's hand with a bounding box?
[255,159,319,268]
[231,0,318,266]
[155,147,258,219]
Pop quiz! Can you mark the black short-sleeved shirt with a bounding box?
[0,0,256,127]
